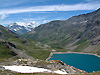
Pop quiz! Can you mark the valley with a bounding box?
[0,8,100,75]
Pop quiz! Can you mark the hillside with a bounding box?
[23,8,100,54]
[0,25,51,60]
[0,25,19,59]
[0,25,19,39]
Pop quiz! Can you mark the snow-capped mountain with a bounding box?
[6,22,39,35]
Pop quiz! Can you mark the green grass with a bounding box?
[5,37,52,60]
[96,50,100,55]
[0,26,17,40]
[5,37,70,60]
[7,38,26,45]
[50,37,70,49]
[74,38,87,45]
[0,42,16,58]
[27,50,50,60]
[74,41,90,52]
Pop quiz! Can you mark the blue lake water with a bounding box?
[49,53,100,73]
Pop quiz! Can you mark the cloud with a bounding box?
[23,17,46,21]
[43,20,48,23]
[0,20,13,25]
[0,13,8,20]
[32,21,36,24]
[28,21,40,27]
[0,2,100,15]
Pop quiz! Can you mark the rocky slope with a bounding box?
[0,58,85,74]
[23,8,100,54]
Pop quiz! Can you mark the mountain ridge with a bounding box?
[23,8,100,54]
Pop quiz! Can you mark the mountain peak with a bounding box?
[6,22,38,35]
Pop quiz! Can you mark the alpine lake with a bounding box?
[49,53,100,73]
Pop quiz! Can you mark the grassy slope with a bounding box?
[0,25,51,60]
[72,38,100,55]
[74,41,90,52]
[0,41,17,59]
[6,38,51,60]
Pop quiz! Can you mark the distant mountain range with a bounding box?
[23,8,100,53]
[6,22,38,35]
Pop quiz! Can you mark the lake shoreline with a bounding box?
[46,51,100,61]
[46,51,100,73]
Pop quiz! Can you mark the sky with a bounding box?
[0,0,100,26]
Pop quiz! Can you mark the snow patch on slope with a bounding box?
[3,66,68,74]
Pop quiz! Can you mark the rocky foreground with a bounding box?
[0,58,86,75]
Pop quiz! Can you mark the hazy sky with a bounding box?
[0,0,100,26]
